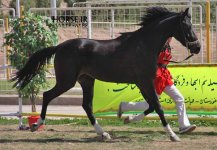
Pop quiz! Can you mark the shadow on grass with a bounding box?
[0,129,21,132]
[180,131,217,136]
[0,136,131,144]
[111,128,217,135]
[0,138,98,143]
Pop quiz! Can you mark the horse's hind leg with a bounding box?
[30,82,75,132]
[31,71,77,132]
[78,75,111,140]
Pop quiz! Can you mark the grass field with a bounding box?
[0,79,55,94]
[0,118,216,150]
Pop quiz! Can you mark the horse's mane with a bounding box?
[117,7,178,40]
[140,7,178,27]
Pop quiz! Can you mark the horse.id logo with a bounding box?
[51,15,88,27]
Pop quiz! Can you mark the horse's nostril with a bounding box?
[193,47,200,54]
[190,46,200,54]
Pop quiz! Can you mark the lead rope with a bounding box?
[164,53,194,63]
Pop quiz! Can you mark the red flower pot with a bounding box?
[27,116,44,130]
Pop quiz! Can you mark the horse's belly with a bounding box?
[87,68,136,84]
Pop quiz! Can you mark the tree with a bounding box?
[4,13,58,112]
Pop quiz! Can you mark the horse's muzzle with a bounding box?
[188,40,201,54]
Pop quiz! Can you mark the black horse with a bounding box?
[12,7,200,141]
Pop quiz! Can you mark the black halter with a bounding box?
[164,17,199,64]
[179,17,200,50]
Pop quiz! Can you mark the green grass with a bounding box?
[0,78,56,92]
[0,80,14,91]
[0,117,217,127]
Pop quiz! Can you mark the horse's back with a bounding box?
[53,37,139,83]
[53,38,120,69]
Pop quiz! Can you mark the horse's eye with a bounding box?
[187,33,190,38]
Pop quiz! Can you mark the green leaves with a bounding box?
[4,12,58,99]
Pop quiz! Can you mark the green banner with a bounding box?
[93,65,217,115]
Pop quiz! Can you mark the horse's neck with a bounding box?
[117,15,179,54]
[147,15,179,53]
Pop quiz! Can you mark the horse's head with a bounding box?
[174,8,201,54]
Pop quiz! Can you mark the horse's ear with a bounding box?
[182,8,190,18]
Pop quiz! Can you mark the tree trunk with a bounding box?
[30,93,36,112]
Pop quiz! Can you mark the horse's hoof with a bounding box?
[124,116,130,124]
[101,132,111,141]
[30,123,39,132]
[170,135,181,142]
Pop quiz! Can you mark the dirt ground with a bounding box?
[0,125,216,150]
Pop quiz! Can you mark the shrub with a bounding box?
[4,12,58,112]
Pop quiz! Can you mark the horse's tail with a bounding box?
[11,46,57,89]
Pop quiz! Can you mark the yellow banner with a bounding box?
[93,65,217,114]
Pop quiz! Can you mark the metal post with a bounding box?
[199,5,203,63]
[18,92,23,129]
[111,9,115,39]
[19,4,24,129]
[216,6,217,58]
[16,0,20,18]
[51,0,57,18]
[189,0,192,23]
[4,17,10,80]
[2,19,6,77]
[187,0,193,63]
[206,0,211,63]
[87,4,92,39]
[20,5,24,18]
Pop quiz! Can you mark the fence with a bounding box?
[74,0,195,7]
[0,8,16,93]
[0,8,24,129]
[0,8,16,62]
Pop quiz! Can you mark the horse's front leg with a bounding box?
[82,98,111,140]
[136,79,180,142]
[79,76,111,140]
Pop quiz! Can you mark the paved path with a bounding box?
[0,105,86,118]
